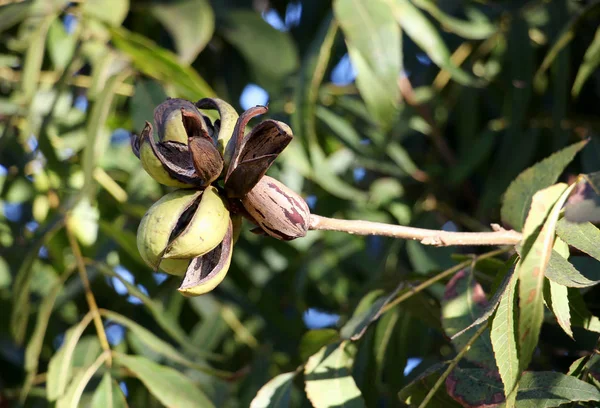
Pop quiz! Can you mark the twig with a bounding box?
[66,224,112,366]
[309,215,522,247]
[418,323,489,408]
[381,247,510,313]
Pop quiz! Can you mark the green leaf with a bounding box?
[517,183,573,371]
[516,371,600,407]
[82,71,130,194]
[501,140,587,231]
[546,250,600,288]
[442,269,496,370]
[66,197,99,246]
[386,0,477,86]
[555,219,600,262]
[569,288,600,333]
[398,363,462,407]
[82,0,129,26]
[91,373,128,408]
[334,0,401,129]
[101,310,221,371]
[250,372,296,408]
[299,329,340,362]
[150,0,214,65]
[452,257,517,340]
[0,1,31,32]
[572,26,600,97]
[220,10,298,88]
[130,79,168,134]
[491,266,519,399]
[11,215,65,344]
[304,342,366,408]
[47,19,77,71]
[109,26,214,100]
[445,367,506,407]
[56,352,109,408]
[340,286,401,340]
[114,354,215,408]
[411,0,496,40]
[47,313,95,401]
[545,279,573,338]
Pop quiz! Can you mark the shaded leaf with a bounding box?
[491,265,519,400]
[56,352,109,408]
[501,140,587,231]
[130,79,168,134]
[398,363,462,407]
[442,269,496,370]
[569,288,600,333]
[91,373,128,408]
[299,329,340,362]
[250,372,296,408]
[304,342,366,408]
[150,0,214,65]
[387,0,477,86]
[340,286,401,340]
[47,313,94,401]
[545,279,572,338]
[564,172,600,223]
[115,353,215,408]
[335,0,401,128]
[445,367,505,407]
[573,26,600,96]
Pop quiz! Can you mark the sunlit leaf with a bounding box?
[91,373,128,408]
[304,342,366,408]
[82,0,129,26]
[501,140,587,231]
[250,371,296,408]
[555,219,600,262]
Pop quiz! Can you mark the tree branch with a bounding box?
[308,214,522,247]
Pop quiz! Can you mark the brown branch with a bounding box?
[308,214,522,247]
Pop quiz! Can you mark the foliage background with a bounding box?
[1,0,600,407]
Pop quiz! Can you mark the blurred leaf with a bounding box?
[387,0,478,86]
[110,26,214,100]
[47,19,77,71]
[82,70,130,194]
[555,219,600,262]
[572,26,600,97]
[340,286,400,340]
[398,363,462,407]
[565,172,600,223]
[250,371,296,408]
[412,0,496,40]
[517,183,572,372]
[534,1,600,87]
[150,0,214,65]
[130,79,168,134]
[335,0,401,129]
[299,329,340,361]
[220,10,298,88]
[441,269,496,370]
[101,310,222,371]
[11,215,65,344]
[19,13,56,102]
[82,0,129,26]
[56,352,109,408]
[46,313,94,401]
[304,342,366,408]
[501,140,587,231]
[0,1,31,32]
[66,197,99,246]
[115,354,215,408]
[91,373,128,408]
